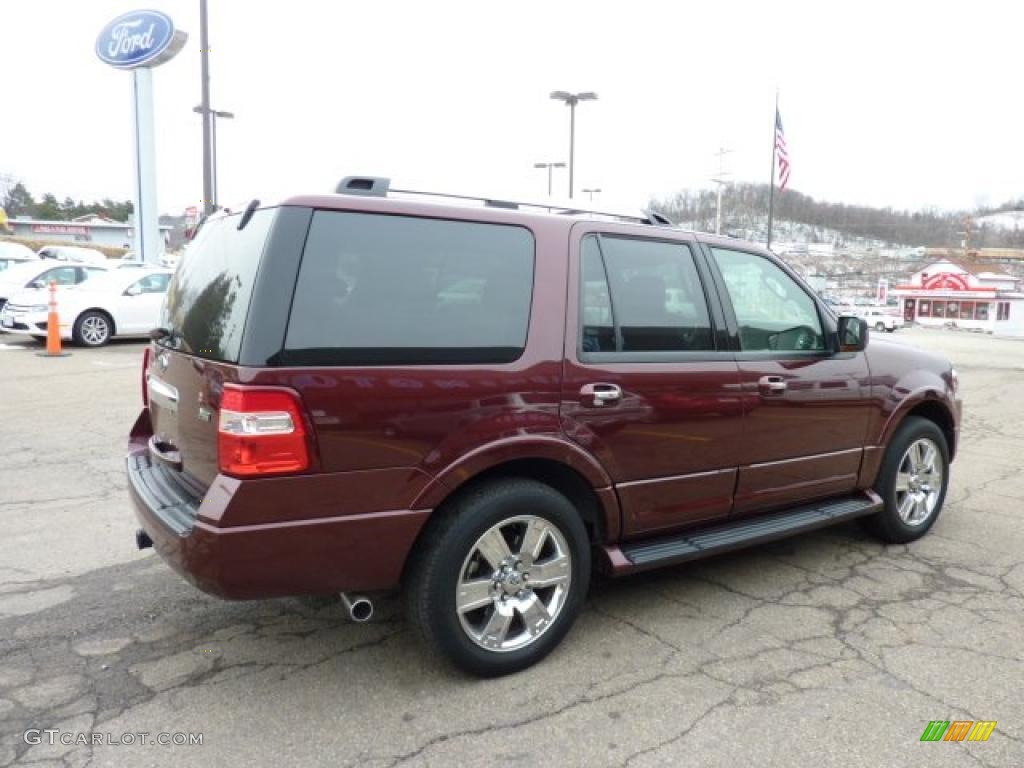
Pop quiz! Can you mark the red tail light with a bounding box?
[217,385,310,477]
[141,347,152,407]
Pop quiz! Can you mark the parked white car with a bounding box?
[0,268,171,346]
[860,307,905,333]
[0,260,111,313]
[37,245,109,265]
[0,241,38,272]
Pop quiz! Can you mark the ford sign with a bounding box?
[95,10,187,69]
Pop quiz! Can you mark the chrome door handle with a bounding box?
[580,383,622,407]
[758,375,787,395]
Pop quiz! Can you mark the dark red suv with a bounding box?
[127,177,961,676]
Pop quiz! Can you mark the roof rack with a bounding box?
[334,176,677,228]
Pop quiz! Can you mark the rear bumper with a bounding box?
[126,440,431,599]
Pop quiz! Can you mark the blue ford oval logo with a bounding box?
[95,10,179,69]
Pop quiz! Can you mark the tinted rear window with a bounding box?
[281,211,534,365]
[160,208,274,362]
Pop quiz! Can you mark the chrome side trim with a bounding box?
[746,447,861,470]
[617,467,734,489]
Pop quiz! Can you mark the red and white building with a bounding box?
[893,258,1024,337]
[6,214,170,250]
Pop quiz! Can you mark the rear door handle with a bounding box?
[758,375,787,395]
[580,383,622,407]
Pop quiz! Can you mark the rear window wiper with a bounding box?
[238,199,260,231]
[149,327,180,348]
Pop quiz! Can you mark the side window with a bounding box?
[283,211,535,365]
[579,234,714,353]
[711,248,824,352]
[37,267,78,286]
[580,238,615,352]
[136,273,170,293]
[81,267,107,283]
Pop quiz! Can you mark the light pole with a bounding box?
[711,146,733,235]
[549,91,597,199]
[193,106,234,209]
[199,0,213,216]
[582,187,601,202]
[533,161,566,197]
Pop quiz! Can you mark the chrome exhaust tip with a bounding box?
[340,593,373,623]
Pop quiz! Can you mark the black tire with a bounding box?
[862,416,949,544]
[73,311,113,347]
[875,321,886,332]
[404,478,591,677]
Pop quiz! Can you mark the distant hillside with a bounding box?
[975,210,1024,232]
[651,184,1024,249]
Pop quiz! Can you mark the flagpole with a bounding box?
[767,90,778,249]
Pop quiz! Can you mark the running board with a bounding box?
[606,491,882,574]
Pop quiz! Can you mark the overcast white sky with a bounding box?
[4,1,1022,215]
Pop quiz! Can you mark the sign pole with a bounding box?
[96,9,187,265]
[131,68,161,265]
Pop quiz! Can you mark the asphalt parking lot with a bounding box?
[1,328,1022,767]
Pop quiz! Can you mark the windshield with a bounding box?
[0,243,34,259]
[159,208,275,362]
[0,262,49,286]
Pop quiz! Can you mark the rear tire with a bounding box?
[404,478,591,677]
[73,311,112,347]
[862,416,949,543]
[875,321,886,332]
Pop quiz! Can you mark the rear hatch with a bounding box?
[146,207,278,488]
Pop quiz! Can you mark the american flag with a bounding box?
[774,110,791,190]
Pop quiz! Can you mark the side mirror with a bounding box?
[125,284,143,297]
[28,279,45,290]
[837,315,869,352]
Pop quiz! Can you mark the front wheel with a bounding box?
[73,311,112,347]
[862,416,949,543]
[875,321,886,332]
[404,478,591,677]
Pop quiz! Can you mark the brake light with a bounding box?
[217,385,310,477]
[141,347,152,407]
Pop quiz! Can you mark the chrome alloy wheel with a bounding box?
[80,315,110,345]
[895,437,944,526]
[456,515,572,653]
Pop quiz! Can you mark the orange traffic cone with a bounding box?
[37,280,70,358]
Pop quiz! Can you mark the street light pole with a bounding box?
[199,0,213,216]
[711,146,733,235]
[533,161,566,197]
[212,115,217,205]
[193,107,234,209]
[550,91,597,199]
[569,102,575,197]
